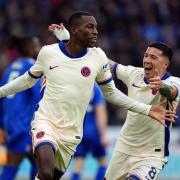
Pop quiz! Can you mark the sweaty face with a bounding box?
[74,16,98,47]
[143,47,170,80]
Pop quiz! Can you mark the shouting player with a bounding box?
[105,42,180,180]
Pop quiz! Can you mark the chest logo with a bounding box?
[36,131,45,139]
[49,65,59,70]
[81,66,91,77]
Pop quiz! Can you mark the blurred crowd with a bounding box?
[0,0,180,126]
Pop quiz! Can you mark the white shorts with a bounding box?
[31,119,77,172]
[105,151,166,180]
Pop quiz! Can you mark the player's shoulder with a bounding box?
[39,43,59,54]
[121,65,143,75]
[90,47,107,59]
[167,75,180,87]
[169,75,180,81]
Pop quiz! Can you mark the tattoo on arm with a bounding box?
[159,82,173,99]
[108,59,116,74]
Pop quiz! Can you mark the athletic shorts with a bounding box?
[105,151,166,180]
[31,119,77,172]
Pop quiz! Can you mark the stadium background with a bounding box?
[0,0,180,179]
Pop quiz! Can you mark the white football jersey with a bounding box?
[113,64,180,158]
[29,41,112,144]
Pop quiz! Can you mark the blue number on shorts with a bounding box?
[148,167,157,179]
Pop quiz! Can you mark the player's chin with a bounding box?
[144,71,153,79]
[87,41,96,47]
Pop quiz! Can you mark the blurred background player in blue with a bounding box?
[72,83,108,180]
[0,36,41,180]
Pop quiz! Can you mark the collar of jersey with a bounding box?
[58,40,88,59]
[144,72,171,84]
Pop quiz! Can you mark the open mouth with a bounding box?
[144,67,152,71]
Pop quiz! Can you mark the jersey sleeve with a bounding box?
[96,48,113,85]
[28,46,46,79]
[99,79,151,115]
[113,64,136,85]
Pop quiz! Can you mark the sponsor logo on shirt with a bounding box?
[81,66,91,77]
[103,64,110,72]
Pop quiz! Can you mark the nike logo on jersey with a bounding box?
[132,83,141,88]
[49,65,59,70]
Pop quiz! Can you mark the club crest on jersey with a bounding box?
[36,131,45,139]
[103,64,110,72]
[81,66,91,77]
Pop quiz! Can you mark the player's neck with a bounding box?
[64,40,87,56]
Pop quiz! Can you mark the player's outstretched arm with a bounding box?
[99,81,176,126]
[0,72,38,98]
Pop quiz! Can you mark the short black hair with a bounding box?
[148,42,173,61]
[68,11,91,27]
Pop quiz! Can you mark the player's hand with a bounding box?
[148,99,177,127]
[48,23,70,41]
[149,69,161,95]
[0,128,6,145]
[48,23,64,32]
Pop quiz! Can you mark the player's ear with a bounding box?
[164,59,170,69]
[70,25,77,35]
[165,61,170,68]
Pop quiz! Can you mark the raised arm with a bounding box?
[149,69,178,100]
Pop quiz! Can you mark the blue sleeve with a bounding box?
[92,83,104,105]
